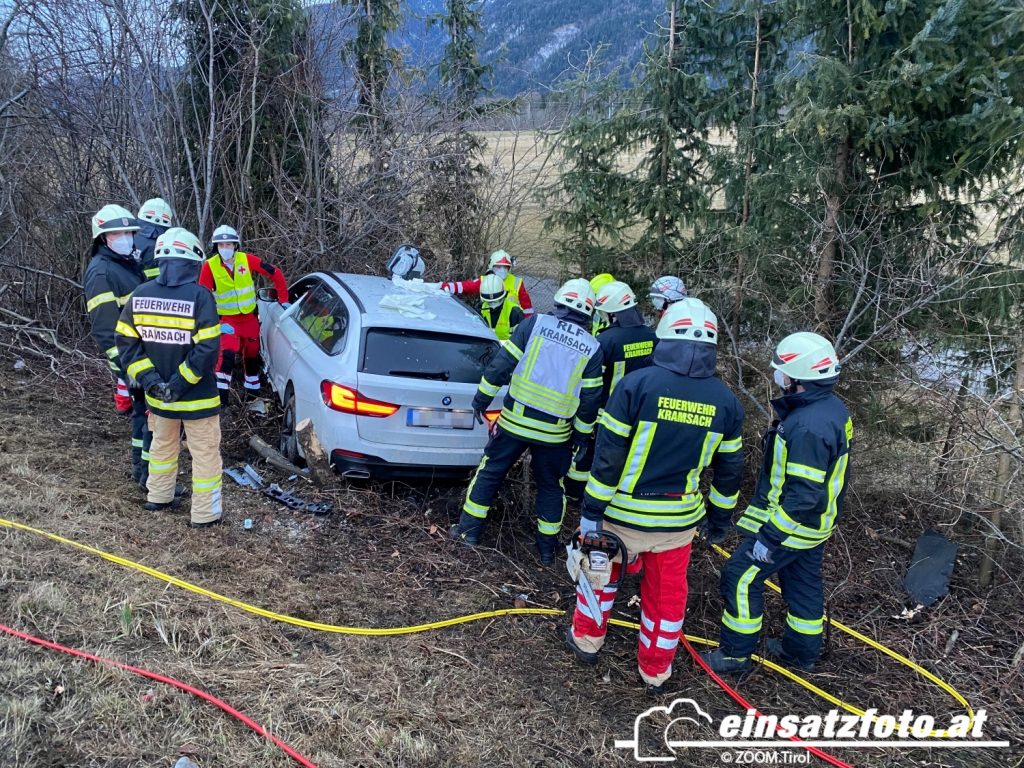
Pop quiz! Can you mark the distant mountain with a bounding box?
[308,0,661,98]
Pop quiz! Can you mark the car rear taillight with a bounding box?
[321,381,399,418]
[485,410,501,423]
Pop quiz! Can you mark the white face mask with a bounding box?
[492,267,509,280]
[218,246,235,261]
[108,234,134,256]
[773,368,789,389]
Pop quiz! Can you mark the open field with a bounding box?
[1,363,1022,767]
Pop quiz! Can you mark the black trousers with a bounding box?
[129,388,152,485]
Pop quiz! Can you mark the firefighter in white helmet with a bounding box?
[567,298,744,694]
[441,249,534,317]
[134,197,175,280]
[702,331,852,675]
[84,204,153,485]
[450,278,604,564]
[198,225,288,404]
[565,280,658,501]
[116,228,224,528]
[478,273,524,341]
[649,275,688,317]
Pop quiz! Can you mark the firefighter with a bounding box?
[565,280,658,501]
[198,225,288,404]
[115,228,224,528]
[478,273,524,341]
[84,204,153,486]
[701,332,852,674]
[387,243,426,280]
[441,249,534,317]
[589,273,616,336]
[134,197,174,280]
[450,279,604,564]
[649,276,688,317]
[565,298,744,693]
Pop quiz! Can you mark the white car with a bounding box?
[258,272,504,479]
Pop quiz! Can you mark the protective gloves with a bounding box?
[748,537,774,564]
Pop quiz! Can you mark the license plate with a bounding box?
[407,408,474,430]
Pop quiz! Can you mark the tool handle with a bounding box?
[571,530,628,592]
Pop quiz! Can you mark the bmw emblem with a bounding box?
[442,396,452,406]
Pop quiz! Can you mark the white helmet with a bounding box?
[137,198,174,227]
[488,249,514,271]
[554,278,596,317]
[595,280,637,314]
[91,204,139,239]
[387,244,425,279]
[771,332,840,381]
[211,224,240,244]
[649,275,688,311]
[479,273,507,308]
[154,227,205,262]
[656,298,718,344]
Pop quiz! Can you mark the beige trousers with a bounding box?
[147,413,223,524]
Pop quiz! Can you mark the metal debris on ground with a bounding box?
[247,398,267,416]
[223,464,265,490]
[263,483,333,516]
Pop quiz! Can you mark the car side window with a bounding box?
[295,283,348,354]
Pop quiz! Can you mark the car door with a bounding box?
[288,282,352,431]
[263,277,325,397]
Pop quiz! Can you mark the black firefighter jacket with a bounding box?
[84,245,144,382]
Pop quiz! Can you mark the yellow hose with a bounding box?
[0,517,972,737]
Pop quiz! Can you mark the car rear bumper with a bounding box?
[330,449,477,481]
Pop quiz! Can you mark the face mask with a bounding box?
[651,296,666,311]
[108,234,134,256]
[218,246,235,261]
[773,368,789,389]
[492,267,509,279]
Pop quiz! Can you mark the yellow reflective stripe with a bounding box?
[719,436,742,453]
[501,339,523,360]
[723,609,762,634]
[709,485,739,509]
[144,266,160,278]
[567,465,589,482]
[126,358,154,378]
[598,410,632,438]
[86,292,116,312]
[580,377,602,389]
[478,378,500,397]
[573,416,595,435]
[145,394,220,412]
[786,613,824,635]
[823,452,848,533]
[611,494,701,513]
[104,345,119,359]
[737,518,763,534]
[619,421,656,493]
[734,564,763,632]
[193,474,222,492]
[115,321,138,338]
[193,325,221,343]
[463,498,489,519]
[134,314,196,330]
[511,376,574,416]
[497,408,570,443]
[769,507,830,542]
[584,475,617,502]
[148,457,178,474]
[605,506,705,529]
[767,434,788,510]
[610,360,626,395]
[178,361,201,384]
[537,514,562,535]
[685,431,723,495]
[116,294,132,306]
[787,462,826,483]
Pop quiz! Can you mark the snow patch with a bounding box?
[530,24,580,69]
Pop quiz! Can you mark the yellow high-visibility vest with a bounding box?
[208,252,257,316]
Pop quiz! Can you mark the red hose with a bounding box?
[682,637,854,768]
[0,622,319,768]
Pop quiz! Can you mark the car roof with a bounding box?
[321,272,496,339]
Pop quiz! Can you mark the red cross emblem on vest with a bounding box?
[237,265,247,275]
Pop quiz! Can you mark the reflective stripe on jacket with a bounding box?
[207,252,257,315]
[737,385,852,550]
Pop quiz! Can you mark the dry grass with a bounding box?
[0,363,1022,767]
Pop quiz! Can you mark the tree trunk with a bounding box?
[296,417,332,487]
[936,371,969,499]
[655,0,677,275]
[979,337,1024,587]
[814,139,849,330]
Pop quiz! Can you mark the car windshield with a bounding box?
[362,328,498,384]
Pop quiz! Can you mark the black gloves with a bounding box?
[146,381,178,403]
[473,406,486,425]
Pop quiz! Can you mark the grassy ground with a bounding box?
[1,361,1022,767]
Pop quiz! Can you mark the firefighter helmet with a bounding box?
[595,281,637,314]
[488,249,514,270]
[211,224,240,244]
[771,332,840,382]
[649,275,688,310]
[656,298,718,344]
[554,278,596,317]
[91,204,139,239]
[479,273,507,308]
[589,273,615,295]
[137,198,174,227]
[154,227,205,262]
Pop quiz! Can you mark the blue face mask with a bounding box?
[773,369,789,388]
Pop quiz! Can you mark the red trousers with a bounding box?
[217,313,262,394]
[571,543,692,686]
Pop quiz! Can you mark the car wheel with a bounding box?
[280,386,301,464]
